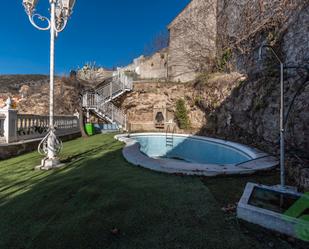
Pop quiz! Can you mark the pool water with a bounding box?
[248,187,301,214]
[131,135,251,165]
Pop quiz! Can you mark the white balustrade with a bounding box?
[0,108,80,144]
[17,114,49,140]
[0,115,5,138]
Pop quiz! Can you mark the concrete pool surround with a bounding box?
[115,133,278,176]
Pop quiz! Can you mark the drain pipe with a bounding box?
[258,44,285,189]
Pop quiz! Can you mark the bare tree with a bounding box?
[62,72,90,137]
[144,30,169,56]
[77,62,113,86]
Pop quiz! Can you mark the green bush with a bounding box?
[175,99,190,129]
[216,48,232,72]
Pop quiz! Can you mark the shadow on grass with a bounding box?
[0,135,306,249]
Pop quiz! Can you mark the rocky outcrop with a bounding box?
[17,78,81,115]
[121,81,206,131]
[0,75,81,115]
[216,0,309,73]
[0,75,48,93]
[77,65,113,85]
[213,0,309,189]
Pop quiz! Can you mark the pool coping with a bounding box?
[115,133,279,176]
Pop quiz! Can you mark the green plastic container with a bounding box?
[85,123,94,136]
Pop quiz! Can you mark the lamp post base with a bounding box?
[35,158,65,170]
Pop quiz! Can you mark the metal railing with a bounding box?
[97,102,126,127]
[83,93,98,109]
[82,70,133,130]
[166,124,176,147]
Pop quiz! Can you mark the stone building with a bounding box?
[167,0,217,82]
[122,48,168,80]
[138,49,168,79]
[121,0,217,83]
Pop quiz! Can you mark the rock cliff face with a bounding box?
[17,78,81,115]
[216,0,309,76]
[0,75,48,93]
[214,0,309,189]
[121,81,205,132]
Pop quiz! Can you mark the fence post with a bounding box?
[111,104,114,122]
[74,111,81,132]
[124,114,127,131]
[0,98,18,143]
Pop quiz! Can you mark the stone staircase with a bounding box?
[82,72,133,130]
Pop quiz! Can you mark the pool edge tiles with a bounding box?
[115,133,278,176]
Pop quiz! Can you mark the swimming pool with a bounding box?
[134,135,250,165]
[116,133,278,176]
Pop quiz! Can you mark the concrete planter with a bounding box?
[237,183,309,241]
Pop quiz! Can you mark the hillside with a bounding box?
[0,74,49,93]
[0,75,80,115]
[0,71,116,114]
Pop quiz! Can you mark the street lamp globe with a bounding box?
[56,0,76,19]
[22,0,38,15]
[61,0,76,12]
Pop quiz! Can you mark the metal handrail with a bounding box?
[166,124,176,147]
[235,154,278,167]
[82,70,133,130]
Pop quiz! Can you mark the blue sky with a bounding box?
[0,0,190,75]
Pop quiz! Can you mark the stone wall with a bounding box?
[167,0,217,82]
[122,49,168,80]
[138,50,168,79]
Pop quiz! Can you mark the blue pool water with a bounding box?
[131,135,251,165]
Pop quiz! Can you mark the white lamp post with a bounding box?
[22,0,76,170]
[259,44,285,190]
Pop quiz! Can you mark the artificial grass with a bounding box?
[0,134,305,249]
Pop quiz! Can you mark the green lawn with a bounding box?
[0,134,306,249]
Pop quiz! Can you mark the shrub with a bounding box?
[216,48,232,72]
[175,99,190,129]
